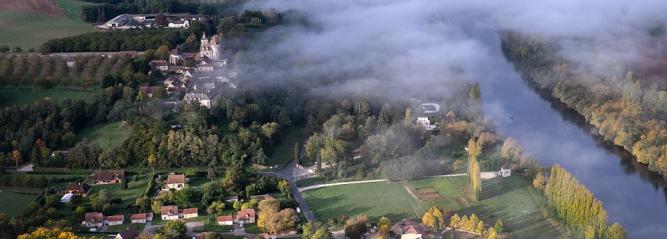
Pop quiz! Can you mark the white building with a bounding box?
[416,117,436,131]
[168,20,190,28]
[499,167,511,177]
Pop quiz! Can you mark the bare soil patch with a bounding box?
[415,187,441,200]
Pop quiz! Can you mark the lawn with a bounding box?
[0,191,38,216]
[77,121,132,150]
[244,223,262,234]
[268,127,304,168]
[106,223,145,233]
[302,181,418,221]
[0,85,96,106]
[88,172,150,211]
[200,224,234,233]
[0,0,96,50]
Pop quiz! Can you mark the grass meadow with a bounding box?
[78,121,132,150]
[0,191,38,216]
[302,175,566,238]
[0,85,96,106]
[0,0,96,50]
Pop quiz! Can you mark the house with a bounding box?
[416,117,436,131]
[161,205,180,220]
[236,209,256,224]
[164,174,186,191]
[93,170,125,184]
[65,182,90,196]
[84,212,104,228]
[499,165,511,178]
[105,215,124,226]
[393,220,430,239]
[217,215,234,225]
[183,93,211,108]
[130,213,153,224]
[149,60,169,71]
[182,208,198,218]
[115,228,140,239]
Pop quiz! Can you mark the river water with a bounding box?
[476,35,667,238]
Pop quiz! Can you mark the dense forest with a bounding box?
[501,31,667,178]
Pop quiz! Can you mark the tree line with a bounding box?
[537,165,626,239]
[40,29,188,53]
[0,54,150,87]
[501,31,667,178]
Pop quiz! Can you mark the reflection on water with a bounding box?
[477,35,667,238]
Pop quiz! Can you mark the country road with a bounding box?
[262,161,317,222]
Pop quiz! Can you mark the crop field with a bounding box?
[0,0,96,50]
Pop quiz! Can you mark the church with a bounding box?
[199,32,223,61]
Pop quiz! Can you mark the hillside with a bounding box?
[0,0,96,50]
[0,0,64,16]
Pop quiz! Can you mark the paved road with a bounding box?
[298,179,388,192]
[262,160,317,222]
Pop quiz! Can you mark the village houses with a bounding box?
[160,205,198,221]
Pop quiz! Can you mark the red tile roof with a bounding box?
[130,213,147,220]
[85,212,103,223]
[93,170,125,182]
[105,215,124,222]
[161,205,179,216]
[237,209,256,220]
[165,174,186,184]
[66,182,90,194]
[217,215,234,222]
[182,208,198,214]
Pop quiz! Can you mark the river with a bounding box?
[476,34,667,238]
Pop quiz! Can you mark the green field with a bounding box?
[0,85,95,106]
[302,181,418,221]
[302,176,565,238]
[78,121,132,150]
[0,0,96,50]
[0,191,38,216]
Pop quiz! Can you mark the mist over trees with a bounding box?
[502,31,667,178]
